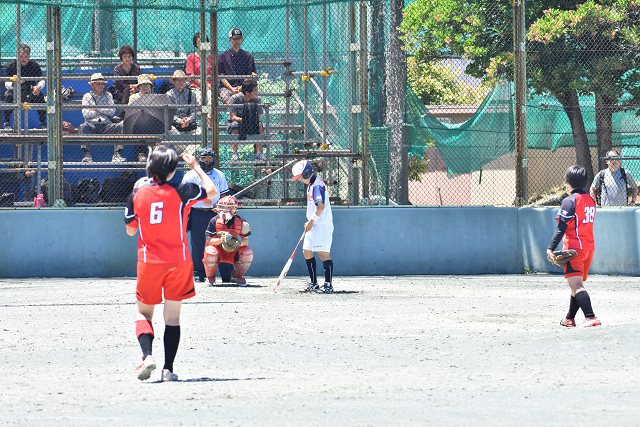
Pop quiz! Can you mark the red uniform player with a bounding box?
[125,147,218,381]
[202,196,253,285]
[547,165,601,328]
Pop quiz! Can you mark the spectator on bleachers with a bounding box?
[111,45,141,121]
[3,44,47,130]
[227,79,264,162]
[186,33,212,93]
[167,70,200,155]
[128,74,153,104]
[78,73,125,163]
[218,28,257,105]
[127,74,155,162]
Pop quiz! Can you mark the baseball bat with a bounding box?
[272,230,306,293]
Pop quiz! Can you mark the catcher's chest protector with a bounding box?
[216,216,243,236]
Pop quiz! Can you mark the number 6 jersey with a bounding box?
[125,181,208,263]
[555,190,596,251]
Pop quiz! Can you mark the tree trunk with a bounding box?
[594,93,614,172]
[386,0,408,204]
[555,90,594,183]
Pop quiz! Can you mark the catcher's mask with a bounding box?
[196,147,218,173]
[217,196,241,222]
[291,160,314,181]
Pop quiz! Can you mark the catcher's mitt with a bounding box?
[548,249,577,267]
[218,231,242,252]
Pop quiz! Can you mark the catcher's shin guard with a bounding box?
[203,245,220,279]
[232,246,253,279]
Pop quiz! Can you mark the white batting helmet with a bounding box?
[291,160,314,182]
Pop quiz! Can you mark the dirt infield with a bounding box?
[1,274,639,426]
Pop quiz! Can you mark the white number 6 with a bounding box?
[150,202,164,224]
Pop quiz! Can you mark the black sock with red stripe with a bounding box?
[138,334,153,359]
[306,257,317,284]
[567,295,579,319]
[575,291,595,318]
[136,319,154,359]
[163,325,181,373]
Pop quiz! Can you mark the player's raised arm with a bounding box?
[182,153,218,201]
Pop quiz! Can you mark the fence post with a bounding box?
[513,0,527,206]
[360,2,369,201]
[210,3,218,154]
[349,2,359,204]
[199,0,209,148]
[46,6,64,206]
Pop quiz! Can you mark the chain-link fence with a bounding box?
[3,0,640,208]
[0,0,367,208]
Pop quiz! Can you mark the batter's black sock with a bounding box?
[138,334,153,359]
[163,325,181,373]
[575,291,595,318]
[306,257,317,284]
[322,259,333,285]
[566,295,579,319]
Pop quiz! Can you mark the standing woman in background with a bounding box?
[185,33,212,103]
[111,45,141,121]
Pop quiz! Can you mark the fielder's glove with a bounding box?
[219,232,242,252]
[548,249,577,267]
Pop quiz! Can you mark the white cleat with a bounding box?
[136,355,156,381]
[161,369,178,382]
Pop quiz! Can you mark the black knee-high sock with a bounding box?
[575,291,595,318]
[306,257,317,284]
[567,295,580,319]
[163,325,181,373]
[138,334,153,359]
[322,259,333,285]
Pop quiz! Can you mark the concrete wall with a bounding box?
[1,206,638,278]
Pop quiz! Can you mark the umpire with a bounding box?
[182,148,230,281]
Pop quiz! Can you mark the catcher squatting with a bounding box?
[547,165,601,328]
[203,196,253,286]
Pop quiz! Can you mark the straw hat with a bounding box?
[169,69,187,84]
[137,74,152,85]
[89,72,107,84]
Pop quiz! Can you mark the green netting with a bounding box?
[368,126,390,204]
[405,81,515,177]
[526,96,640,151]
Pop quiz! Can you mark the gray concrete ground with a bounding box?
[1,274,639,427]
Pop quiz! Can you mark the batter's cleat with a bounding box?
[581,317,601,328]
[231,276,247,286]
[207,277,216,286]
[161,369,178,382]
[299,281,319,293]
[315,283,334,294]
[560,318,576,328]
[136,355,156,381]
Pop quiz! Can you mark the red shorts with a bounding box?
[564,249,594,281]
[136,260,195,305]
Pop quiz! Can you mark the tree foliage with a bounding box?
[407,57,489,105]
[401,0,640,180]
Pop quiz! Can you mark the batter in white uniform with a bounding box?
[291,160,334,294]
